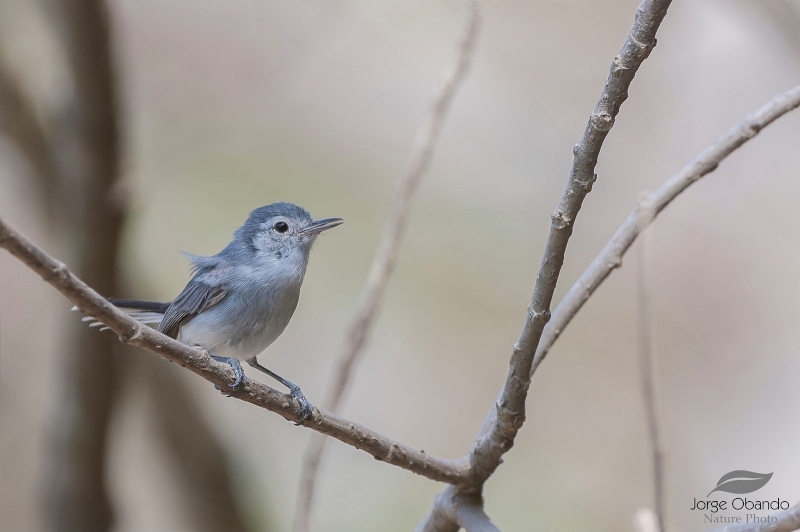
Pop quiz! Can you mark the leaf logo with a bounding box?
[708,471,773,497]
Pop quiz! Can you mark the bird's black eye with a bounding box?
[274,221,289,233]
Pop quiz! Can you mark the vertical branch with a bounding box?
[37,2,123,530]
[293,2,480,531]
[636,197,667,532]
[2,3,255,530]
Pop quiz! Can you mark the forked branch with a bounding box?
[419,0,673,527]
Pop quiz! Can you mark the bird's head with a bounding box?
[233,202,343,266]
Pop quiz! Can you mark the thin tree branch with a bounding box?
[531,83,800,376]
[421,1,673,527]
[708,502,800,532]
[468,0,672,488]
[293,2,480,530]
[636,198,667,532]
[0,217,474,484]
[417,486,501,532]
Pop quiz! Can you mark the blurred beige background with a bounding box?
[1,1,800,531]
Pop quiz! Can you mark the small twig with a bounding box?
[0,218,472,484]
[531,83,800,375]
[293,2,480,530]
[636,196,667,532]
[708,501,800,532]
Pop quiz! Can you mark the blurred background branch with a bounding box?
[19,1,123,529]
[0,1,254,530]
[636,197,667,532]
[293,2,480,530]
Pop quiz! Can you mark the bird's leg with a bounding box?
[211,355,246,396]
[246,357,312,424]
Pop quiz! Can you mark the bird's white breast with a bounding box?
[179,251,308,361]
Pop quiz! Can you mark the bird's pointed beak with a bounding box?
[299,217,344,236]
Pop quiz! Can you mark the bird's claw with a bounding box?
[289,384,313,425]
[214,375,246,397]
[211,355,246,397]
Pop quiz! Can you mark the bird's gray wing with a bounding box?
[158,275,228,339]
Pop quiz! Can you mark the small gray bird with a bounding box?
[89,202,342,421]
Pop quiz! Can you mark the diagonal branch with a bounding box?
[531,83,800,376]
[469,0,672,488]
[0,217,472,484]
[293,2,480,530]
[420,1,673,527]
[708,501,800,532]
[467,0,672,491]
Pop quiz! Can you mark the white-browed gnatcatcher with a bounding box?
[83,202,343,422]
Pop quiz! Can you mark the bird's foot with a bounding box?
[244,358,312,424]
[288,383,313,425]
[211,355,246,396]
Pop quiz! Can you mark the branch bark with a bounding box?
[417,486,501,532]
[0,217,472,484]
[293,2,480,530]
[708,502,800,532]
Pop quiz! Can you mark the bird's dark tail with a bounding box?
[108,298,170,313]
[73,298,169,330]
